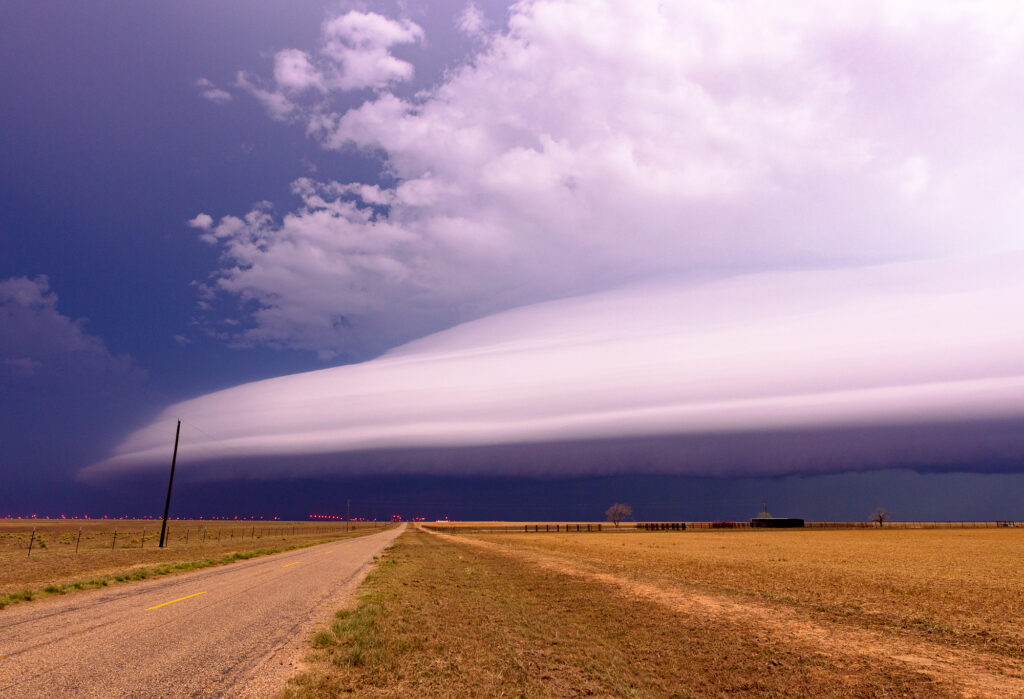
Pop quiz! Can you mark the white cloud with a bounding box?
[273,49,324,93]
[194,78,232,105]
[86,254,1024,480]
[196,0,1024,358]
[319,11,423,90]
[235,71,297,121]
[237,10,423,121]
[159,2,1024,478]
[187,213,213,230]
[456,3,488,38]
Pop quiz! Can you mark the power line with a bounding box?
[177,419,255,461]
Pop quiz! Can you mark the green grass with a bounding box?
[307,558,399,669]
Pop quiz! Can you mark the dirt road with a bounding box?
[0,524,404,698]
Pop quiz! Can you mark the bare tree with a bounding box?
[871,508,889,527]
[606,503,633,527]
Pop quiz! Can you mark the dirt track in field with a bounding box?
[430,529,1024,698]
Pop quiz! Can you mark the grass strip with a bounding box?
[285,527,955,697]
[0,531,379,612]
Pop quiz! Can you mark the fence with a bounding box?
[423,523,607,533]
[422,520,1024,534]
[638,522,686,530]
[1,520,389,557]
[805,521,1023,529]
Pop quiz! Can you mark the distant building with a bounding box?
[750,500,804,528]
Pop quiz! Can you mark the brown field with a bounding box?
[467,527,1024,657]
[288,525,1024,697]
[0,519,392,603]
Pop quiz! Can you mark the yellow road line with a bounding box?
[147,591,207,610]
[283,562,299,567]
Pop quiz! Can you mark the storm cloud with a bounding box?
[194,1,1024,358]
[85,254,1024,480]
[1,276,147,480]
[82,1,1024,481]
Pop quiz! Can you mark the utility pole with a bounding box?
[159,420,181,548]
[346,499,350,531]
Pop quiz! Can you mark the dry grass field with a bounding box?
[287,525,1024,697]
[0,519,392,606]
[467,528,1024,659]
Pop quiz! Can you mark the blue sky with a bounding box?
[4,3,327,388]
[3,1,1024,519]
[0,0,509,514]
[2,1,485,390]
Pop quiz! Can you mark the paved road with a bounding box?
[0,524,405,698]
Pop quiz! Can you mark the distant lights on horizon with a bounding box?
[306,513,432,522]
[5,512,452,521]
[308,513,378,521]
[1,513,283,521]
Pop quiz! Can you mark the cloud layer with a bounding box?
[196,0,1024,358]
[86,254,1024,480]
[110,1,1024,481]
[2,276,146,475]
[1,276,141,386]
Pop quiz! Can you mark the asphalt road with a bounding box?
[0,523,405,698]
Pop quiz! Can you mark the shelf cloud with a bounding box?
[85,2,1024,481]
[84,254,1024,480]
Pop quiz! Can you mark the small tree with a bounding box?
[606,503,633,527]
[871,508,889,527]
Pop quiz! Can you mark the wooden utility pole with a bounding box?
[159,420,181,548]
[346,499,350,531]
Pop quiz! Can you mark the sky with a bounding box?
[2,1,1023,520]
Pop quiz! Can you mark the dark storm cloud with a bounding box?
[86,257,1024,479]
[1,276,148,481]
